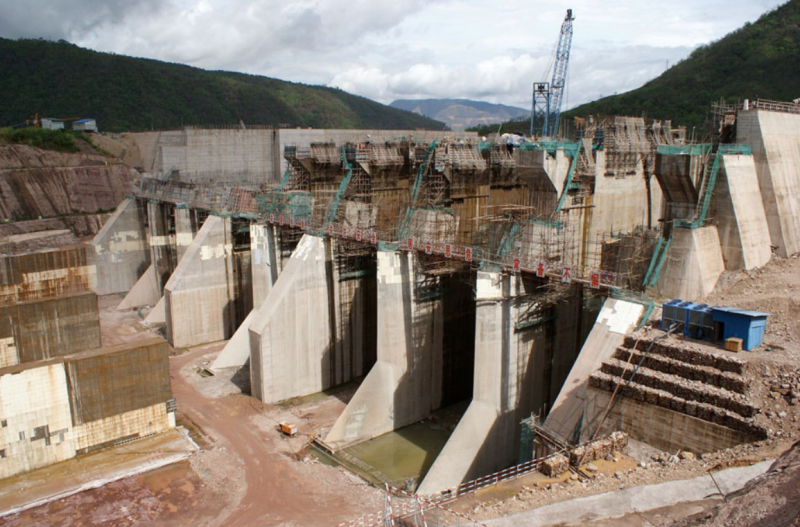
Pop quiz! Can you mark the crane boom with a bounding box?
[530,9,575,139]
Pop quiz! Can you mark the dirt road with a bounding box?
[170,347,368,526]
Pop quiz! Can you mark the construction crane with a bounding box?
[530,9,576,139]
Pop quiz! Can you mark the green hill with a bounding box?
[0,38,446,133]
[471,0,800,136]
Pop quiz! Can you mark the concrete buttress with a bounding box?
[89,198,150,295]
[213,224,282,370]
[736,109,800,257]
[656,226,725,301]
[164,215,238,348]
[711,155,772,270]
[417,271,547,494]
[248,234,376,404]
[544,298,644,442]
[325,249,443,448]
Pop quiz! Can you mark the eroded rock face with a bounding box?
[0,145,136,222]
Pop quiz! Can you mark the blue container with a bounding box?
[685,303,715,341]
[676,301,697,334]
[661,299,683,330]
[711,307,770,351]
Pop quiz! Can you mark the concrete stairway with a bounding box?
[588,336,766,439]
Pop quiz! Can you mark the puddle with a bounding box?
[330,402,468,491]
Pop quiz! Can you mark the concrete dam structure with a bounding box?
[84,100,800,494]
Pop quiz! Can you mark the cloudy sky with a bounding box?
[0,0,784,110]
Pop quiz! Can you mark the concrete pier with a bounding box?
[712,155,772,270]
[147,200,178,294]
[89,198,150,296]
[249,235,377,404]
[736,108,800,257]
[212,224,283,370]
[174,206,194,261]
[544,298,644,442]
[417,272,544,494]
[325,250,443,448]
[657,226,725,301]
[164,215,246,349]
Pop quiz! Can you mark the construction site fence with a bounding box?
[332,448,572,527]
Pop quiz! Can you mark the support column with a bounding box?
[164,215,237,348]
[89,198,150,295]
[248,234,376,402]
[417,271,551,495]
[174,206,194,261]
[147,200,177,295]
[325,249,443,449]
[213,223,282,370]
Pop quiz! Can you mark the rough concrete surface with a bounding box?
[486,459,772,527]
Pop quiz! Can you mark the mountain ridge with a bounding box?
[0,38,446,133]
[390,98,528,130]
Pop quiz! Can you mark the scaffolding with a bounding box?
[133,127,673,293]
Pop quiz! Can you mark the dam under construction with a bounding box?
[1,98,799,525]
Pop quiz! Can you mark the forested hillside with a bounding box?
[0,39,445,132]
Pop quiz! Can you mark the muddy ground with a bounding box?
[5,297,383,527]
[4,255,798,526]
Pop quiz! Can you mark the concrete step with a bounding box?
[622,335,747,375]
[588,370,766,439]
[612,347,748,394]
[599,358,756,418]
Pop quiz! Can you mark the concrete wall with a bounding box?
[0,245,96,304]
[90,198,150,296]
[148,128,475,186]
[712,155,772,270]
[0,338,174,479]
[0,363,75,479]
[656,226,725,301]
[584,387,750,454]
[164,215,240,349]
[590,151,662,239]
[0,292,101,367]
[72,403,175,454]
[159,129,278,187]
[325,250,444,448]
[736,109,800,257]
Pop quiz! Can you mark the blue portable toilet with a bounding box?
[711,307,770,351]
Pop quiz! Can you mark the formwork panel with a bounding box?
[66,340,171,425]
[0,363,75,479]
[0,246,95,304]
[15,292,101,363]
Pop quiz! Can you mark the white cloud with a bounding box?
[0,0,786,110]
